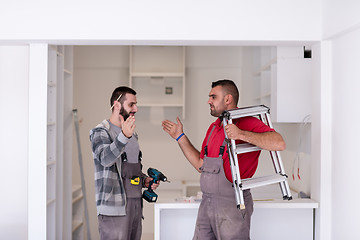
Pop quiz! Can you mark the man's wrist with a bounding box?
[176,132,185,141]
[117,132,130,143]
[121,129,133,138]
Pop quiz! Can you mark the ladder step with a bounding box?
[224,105,270,119]
[241,174,287,190]
[235,143,262,154]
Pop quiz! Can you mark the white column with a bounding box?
[0,45,29,240]
[311,41,332,240]
[28,44,48,240]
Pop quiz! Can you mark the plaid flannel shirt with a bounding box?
[89,120,130,216]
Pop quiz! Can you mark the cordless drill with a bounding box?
[142,168,169,202]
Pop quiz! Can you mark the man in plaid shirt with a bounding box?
[90,86,159,240]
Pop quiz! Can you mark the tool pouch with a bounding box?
[121,161,143,198]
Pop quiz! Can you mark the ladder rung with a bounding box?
[224,105,270,119]
[235,143,262,154]
[241,174,287,190]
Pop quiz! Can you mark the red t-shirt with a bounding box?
[200,116,275,182]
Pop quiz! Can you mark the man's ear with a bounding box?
[225,94,233,105]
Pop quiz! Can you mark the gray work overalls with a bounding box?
[193,126,254,240]
[104,123,144,240]
[119,135,144,240]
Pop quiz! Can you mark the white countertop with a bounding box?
[154,183,319,209]
[155,198,318,209]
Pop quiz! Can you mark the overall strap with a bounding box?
[138,151,142,162]
[219,139,226,157]
[204,125,226,157]
[121,152,127,162]
[121,151,142,162]
[204,125,216,156]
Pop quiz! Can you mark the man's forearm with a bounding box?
[177,134,203,172]
[239,131,286,151]
[92,134,126,167]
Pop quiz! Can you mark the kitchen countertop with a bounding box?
[155,197,319,209]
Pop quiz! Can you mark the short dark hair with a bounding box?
[211,79,239,105]
[110,86,136,108]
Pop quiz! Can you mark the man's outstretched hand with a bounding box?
[162,117,183,140]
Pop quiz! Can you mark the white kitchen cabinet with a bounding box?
[254,47,313,123]
[154,198,318,240]
[129,46,186,118]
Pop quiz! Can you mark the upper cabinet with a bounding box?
[253,46,313,123]
[129,46,186,118]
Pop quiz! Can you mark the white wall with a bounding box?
[319,2,360,239]
[329,27,360,240]
[0,46,29,239]
[310,42,329,240]
[323,0,360,39]
[0,0,321,43]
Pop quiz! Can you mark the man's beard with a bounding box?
[210,101,227,117]
[120,107,130,121]
[210,105,221,117]
[210,109,218,117]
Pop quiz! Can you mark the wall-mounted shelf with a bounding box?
[138,103,184,107]
[254,58,276,76]
[131,72,184,77]
[129,46,186,118]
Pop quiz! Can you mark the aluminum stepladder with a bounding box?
[72,109,91,240]
[221,105,292,210]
